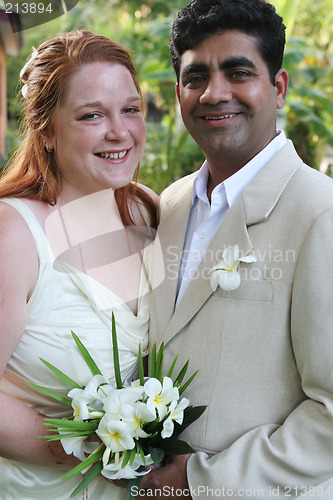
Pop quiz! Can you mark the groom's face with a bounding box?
[176,30,287,173]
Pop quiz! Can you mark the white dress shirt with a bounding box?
[175,131,287,307]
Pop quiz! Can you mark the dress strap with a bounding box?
[0,198,53,261]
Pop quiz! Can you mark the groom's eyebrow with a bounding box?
[181,63,208,79]
[220,56,256,70]
[181,57,256,80]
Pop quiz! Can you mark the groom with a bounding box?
[143,0,333,498]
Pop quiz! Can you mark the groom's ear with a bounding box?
[176,83,180,102]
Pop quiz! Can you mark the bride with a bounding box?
[0,30,157,499]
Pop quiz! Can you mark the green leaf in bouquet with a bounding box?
[112,312,123,389]
[39,430,94,441]
[26,382,72,407]
[62,444,105,480]
[138,344,145,386]
[174,360,189,386]
[136,441,146,468]
[157,438,196,455]
[125,477,144,500]
[150,343,157,378]
[148,444,164,466]
[39,358,83,390]
[155,342,164,381]
[69,461,103,498]
[43,418,99,432]
[71,331,102,376]
[121,449,131,469]
[166,354,179,379]
[129,447,137,466]
[172,405,207,437]
[179,369,199,396]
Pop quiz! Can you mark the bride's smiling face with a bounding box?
[48,62,146,199]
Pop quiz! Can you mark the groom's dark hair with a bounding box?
[169,0,286,85]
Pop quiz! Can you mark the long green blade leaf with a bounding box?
[136,441,146,468]
[121,449,131,469]
[39,358,82,389]
[112,313,123,389]
[174,360,189,386]
[62,445,105,480]
[156,342,164,381]
[138,344,145,386]
[44,418,99,431]
[166,355,179,378]
[179,370,199,396]
[39,431,94,441]
[26,382,72,407]
[129,447,137,466]
[71,331,102,376]
[150,343,156,378]
[70,461,103,498]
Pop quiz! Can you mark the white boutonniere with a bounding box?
[209,244,257,292]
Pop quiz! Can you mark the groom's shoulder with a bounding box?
[160,171,198,203]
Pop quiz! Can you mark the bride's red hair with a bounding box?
[0,30,156,227]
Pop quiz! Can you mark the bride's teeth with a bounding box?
[99,150,127,159]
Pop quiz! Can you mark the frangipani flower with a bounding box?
[20,47,38,99]
[60,434,99,461]
[209,244,257,292]
[144,377,179,419]
[20,47,38,78]
[68,374,110,421]
[161,398,190,439]
[97,414,135,458]
[101,452,153,480]
[103,387,141,418]
[119,401,156,438]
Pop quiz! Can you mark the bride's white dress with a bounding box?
[0,198,151,500]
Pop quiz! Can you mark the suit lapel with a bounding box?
[152,177,193,339]
[158,141,302,346]
[163,195,253,345]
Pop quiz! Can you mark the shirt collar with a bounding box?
[192,130,287,208]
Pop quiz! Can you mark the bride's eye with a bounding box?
[80,112,101,121]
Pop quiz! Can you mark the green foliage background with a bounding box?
[3,0,333,193]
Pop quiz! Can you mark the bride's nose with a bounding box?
[105,115,128,141]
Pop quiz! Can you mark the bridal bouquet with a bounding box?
[29,313,206,498]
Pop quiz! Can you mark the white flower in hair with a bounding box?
[20,47,38,78]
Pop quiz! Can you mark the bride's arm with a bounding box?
[0,203,79,469]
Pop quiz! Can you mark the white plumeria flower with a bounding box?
[20,47,38,78]
[21,84,28,99]
[96,414,135,459]
[68,374,110,421]
[144,376,179,420]
[101,452,153,480]
[209,244,257,292]
[161,398,190,439]
[60,434,99,461]
[118,401,156,438]
[103,387,141,418]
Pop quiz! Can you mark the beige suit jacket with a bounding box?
[149,141,333,498]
